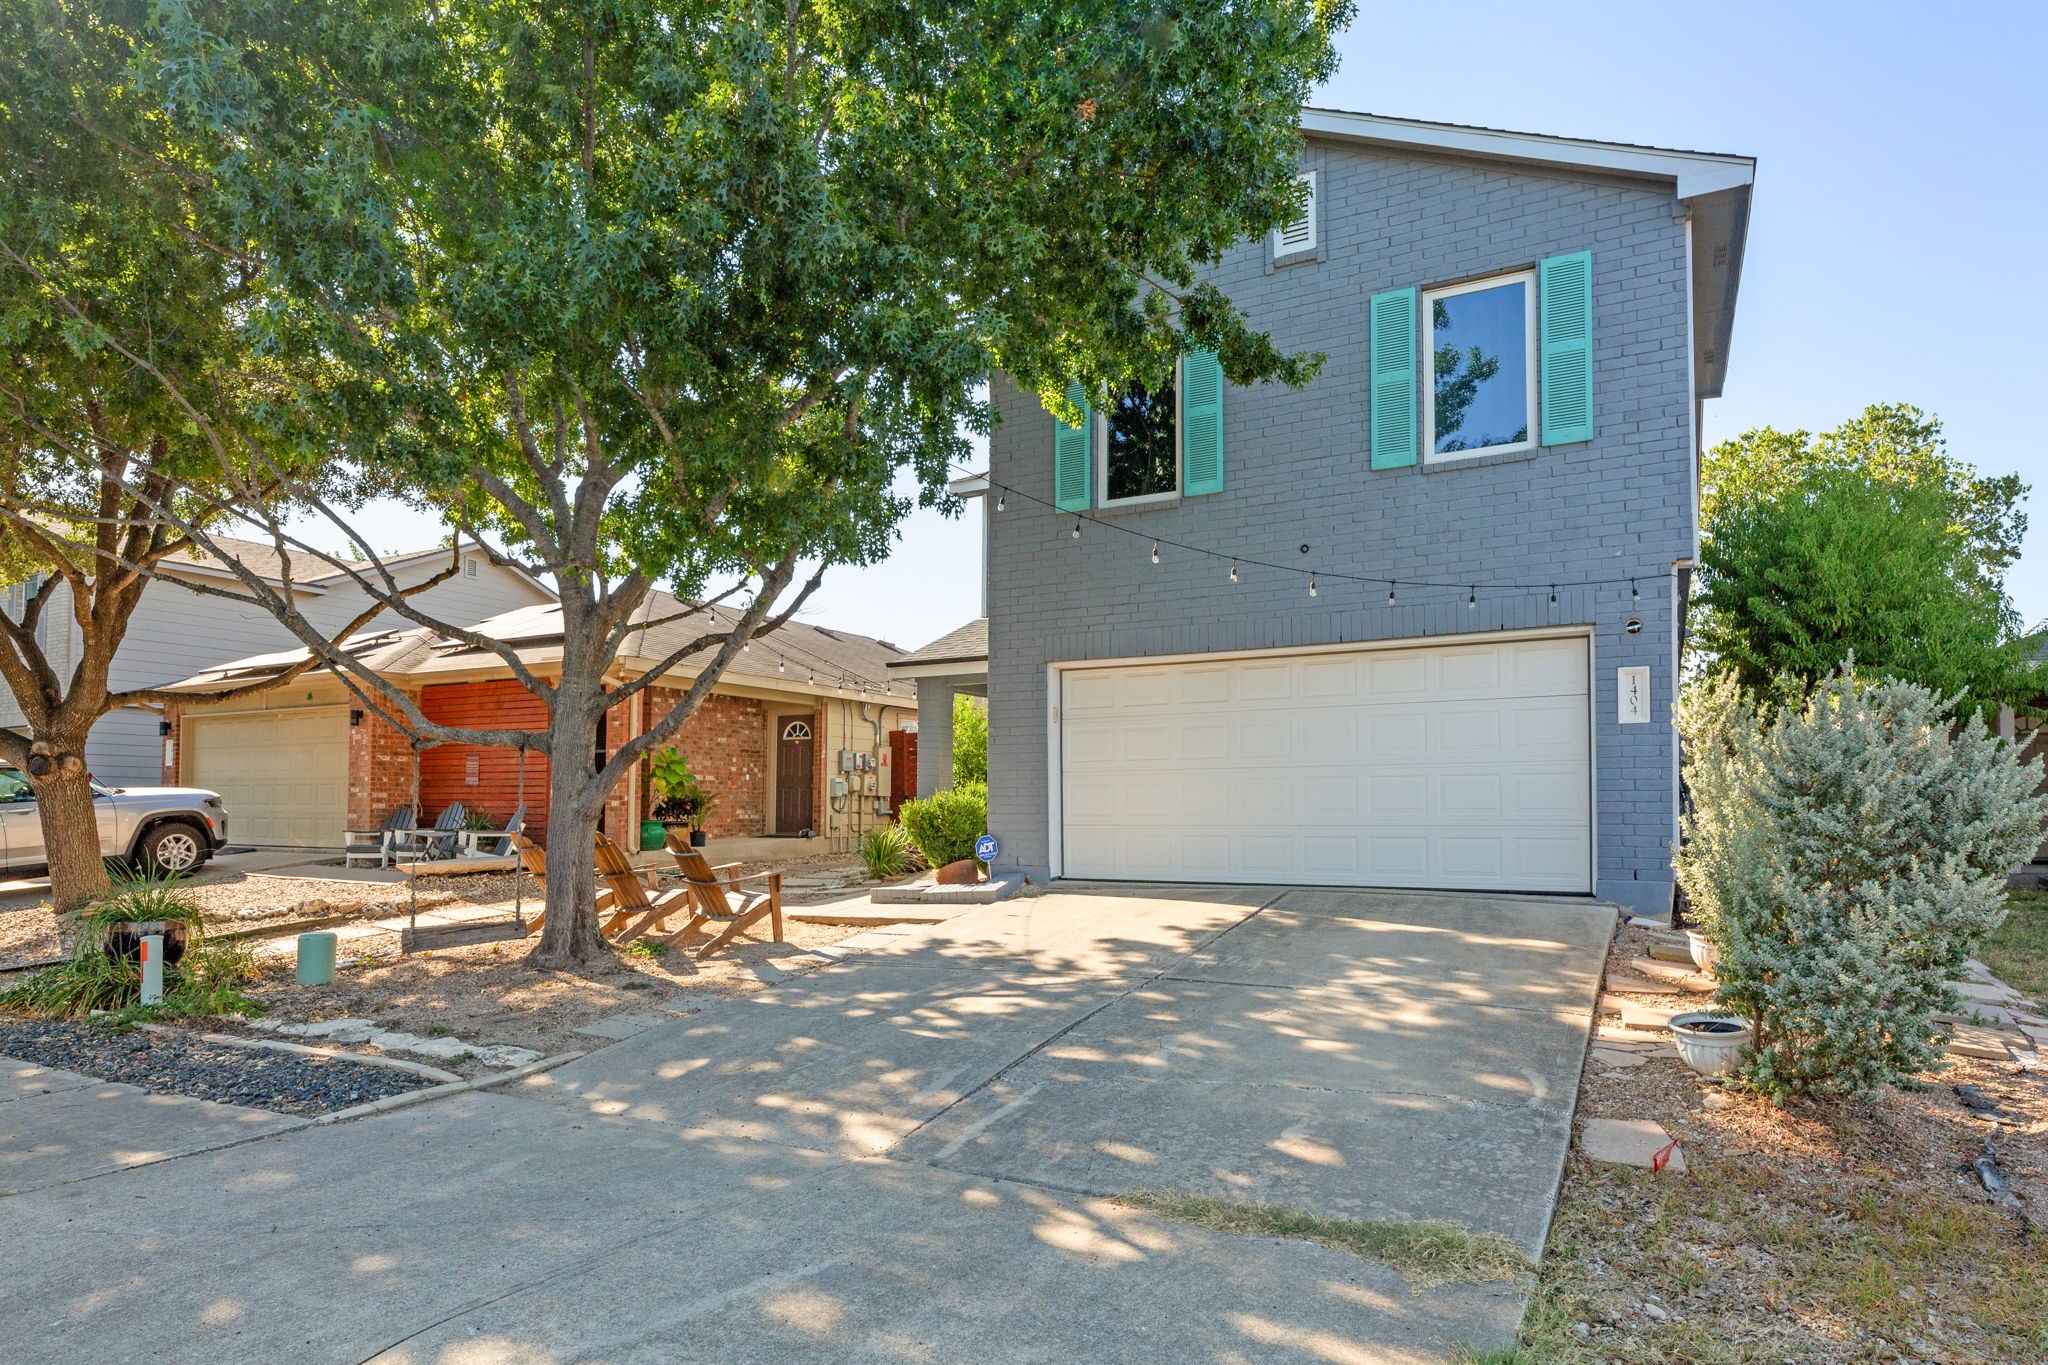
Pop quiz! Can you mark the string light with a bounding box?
[1308,575,1318,598]
[984,481,1659,602]
[778,658,785,673]
[1150,541,1160,565]
[1549,585,1557,606]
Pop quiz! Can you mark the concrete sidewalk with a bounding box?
[0,884,1611,1363]
[1,1057,305,1195]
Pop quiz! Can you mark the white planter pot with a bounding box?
[1685,930,1720,976]
[1670,1012,1751,1077]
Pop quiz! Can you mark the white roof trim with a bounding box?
[948,471,990,498]
[1299,109,1754,201]
[157,559,330,595]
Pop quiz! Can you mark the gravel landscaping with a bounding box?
[0,1018,430,1116]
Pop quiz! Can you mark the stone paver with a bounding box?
[245,1016,543,1069]
[1580,1118,1685,1172]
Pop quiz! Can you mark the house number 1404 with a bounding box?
[1617,667,1650,725]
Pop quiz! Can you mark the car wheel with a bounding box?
[139,822,208,876]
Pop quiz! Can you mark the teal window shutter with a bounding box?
[1053,383,1091,511]
[1539,251,1594,446]
[1369,288,1417,469]
[1181,350,1224,496]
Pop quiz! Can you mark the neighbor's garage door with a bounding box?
[1059,636,1591,893]
[183,708,350,848]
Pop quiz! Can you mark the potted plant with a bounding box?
[648,748,716,847]
[1669,1012,1752,1077]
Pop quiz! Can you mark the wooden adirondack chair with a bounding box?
[593,831,691,943]
[513,834,548,936]
[663,831,784,959]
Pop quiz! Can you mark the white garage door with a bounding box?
[1059,636,1591,893]
[183,709,350,848]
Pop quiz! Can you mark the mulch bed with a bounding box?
[0,1018,429,1117]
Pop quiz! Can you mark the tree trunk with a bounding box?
[527,699,607,969]
[34,743,111,917]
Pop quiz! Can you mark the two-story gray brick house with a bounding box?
[899,110,1754,919]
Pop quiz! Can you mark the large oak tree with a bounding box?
[122,0,1349,965]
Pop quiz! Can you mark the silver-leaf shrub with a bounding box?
[1674,667,2047,1099]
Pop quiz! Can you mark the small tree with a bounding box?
[1697,467,2033,713]
[1694,404,2034,713]
[951,695,988,786]
[1675,668,2048,1100]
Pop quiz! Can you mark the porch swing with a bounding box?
[400,739,536,953]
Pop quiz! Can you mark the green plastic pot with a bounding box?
[639,819,668,852]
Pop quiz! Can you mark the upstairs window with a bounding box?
[1099,370,1180,506]
[1272,170,1318,258]
[1423,270,1536,462]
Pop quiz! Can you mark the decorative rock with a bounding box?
[1646,943,1695,964]
[934,859,983,886]
[1580,1118,1686,1172]
[1590,1046,1647,1070]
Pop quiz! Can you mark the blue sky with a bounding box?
[315,2,2048,647]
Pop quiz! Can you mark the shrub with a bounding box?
[1675,667,2048,1099]
[898,781,987,869]
[2,877,264,1022]
[857,824,916,879]
[952,694,988,785]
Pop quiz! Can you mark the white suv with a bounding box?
[0,767,229,875]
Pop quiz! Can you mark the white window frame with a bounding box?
[1272,170,1318,257]
[1421,268,1538,465]
[1095,357,1183,509]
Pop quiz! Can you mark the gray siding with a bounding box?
[983,142,1694,917]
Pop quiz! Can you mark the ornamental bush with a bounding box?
[952,695,989,785]
[898,781,987,869]
[1674,668,2048,1099]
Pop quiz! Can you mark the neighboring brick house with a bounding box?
[0,536,554,787]
[159,594,915,852]
[912,110,1754,918]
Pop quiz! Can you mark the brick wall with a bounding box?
[640,688,768,838]
[983,142,1696,916]
[347,697,421,831]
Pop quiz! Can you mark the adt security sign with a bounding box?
[974,833,1000,863]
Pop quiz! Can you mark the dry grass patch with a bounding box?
[1116,1189,1532,1288]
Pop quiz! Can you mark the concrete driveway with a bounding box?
[0,884,1610,1363]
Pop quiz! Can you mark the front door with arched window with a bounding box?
[775,716,815,833]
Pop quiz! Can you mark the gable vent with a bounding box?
[462,557,479,578]
[1273,170,1317,256]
